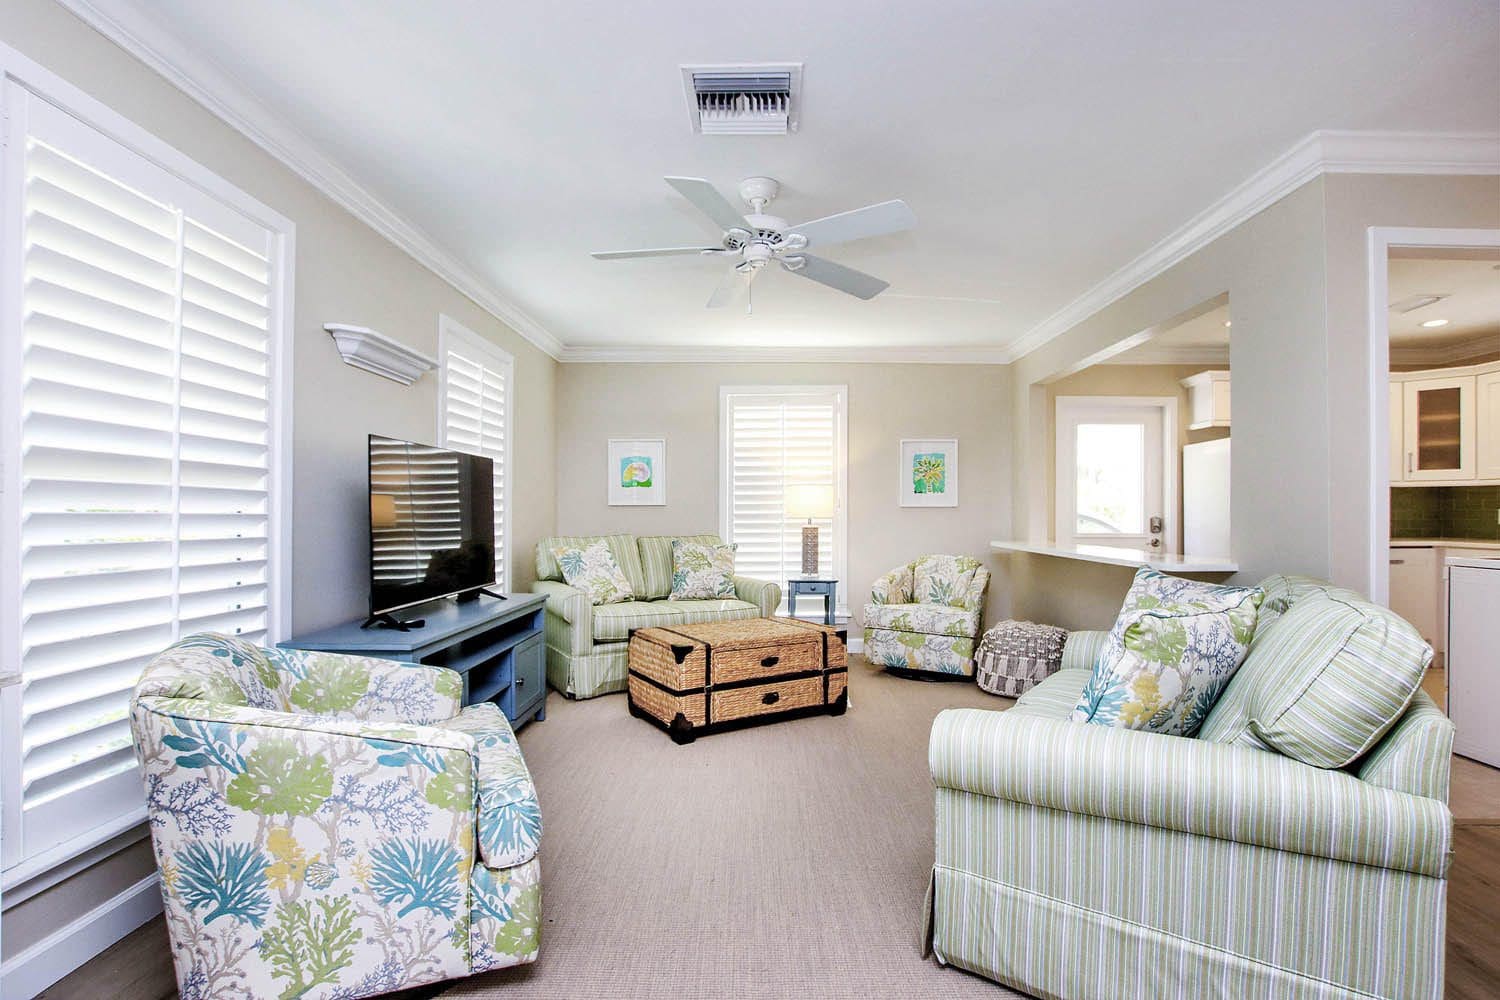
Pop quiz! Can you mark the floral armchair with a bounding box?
[129,633,542,999]
[863,555,991,676]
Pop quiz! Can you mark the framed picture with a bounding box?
[900,438,958,507]
[608,438,666,506]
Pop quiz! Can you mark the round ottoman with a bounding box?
[974,620,1068,697]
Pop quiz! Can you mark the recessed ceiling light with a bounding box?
[1421,318,1450,328]
[1223,320,1232,328]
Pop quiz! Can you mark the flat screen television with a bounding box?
[368,434,495,623]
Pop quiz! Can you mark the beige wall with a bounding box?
[0,0,557,963]
[554,363,1013,628]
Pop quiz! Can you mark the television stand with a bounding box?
[360,612,426,631]
[456,586,507,604]
[282,592,548,729]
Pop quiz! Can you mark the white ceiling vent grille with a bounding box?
[682,64,802,135]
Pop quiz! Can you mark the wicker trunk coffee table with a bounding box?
[627,617,848,744]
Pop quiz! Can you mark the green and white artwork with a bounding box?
[608,439,666,505]
[912,453,946,494]
[900,439,958,507]
[620,456,653,488]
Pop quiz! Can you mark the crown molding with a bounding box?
[56,0,565,360]
[557,343,1014,365]
[1389,339,1500,367]
[1003,130,1500,364]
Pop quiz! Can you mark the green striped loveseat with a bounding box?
[925,575,1454,1000]
[531,534,780,699]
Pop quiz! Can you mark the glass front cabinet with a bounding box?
[1389,366,1500,485]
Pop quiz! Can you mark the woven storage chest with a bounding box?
[974,620,1068,697]
[627,617,848,744]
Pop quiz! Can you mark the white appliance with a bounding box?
[1447,555,1500,767]
[1183,438,1231,557]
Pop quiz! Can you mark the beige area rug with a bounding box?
[441,656,1022,999]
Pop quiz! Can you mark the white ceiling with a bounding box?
[1387,257,1500,351]
[85,0,1500,356]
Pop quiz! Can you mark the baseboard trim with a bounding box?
[0,873,163,999]
[849,636,864,655]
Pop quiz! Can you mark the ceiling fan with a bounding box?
[590,176,915,310]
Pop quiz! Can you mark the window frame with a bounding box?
[0,40,295,884]
[436,313,513,593]
[718,384,849,616]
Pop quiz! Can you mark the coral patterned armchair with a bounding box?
[129,633,542,999]
[863,555,991,677]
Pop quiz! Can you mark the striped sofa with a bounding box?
[531,533,780,699]
[925,575,1454,1000]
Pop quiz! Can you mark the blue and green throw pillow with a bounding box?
[1071,568,1264,736]
[668,539,737,600]
[550,539,634,605]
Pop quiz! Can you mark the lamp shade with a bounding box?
[784,483,835,520]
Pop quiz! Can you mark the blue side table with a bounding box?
[787,577,839,625]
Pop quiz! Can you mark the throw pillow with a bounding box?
[550,539,634,605]
[1071,568,1264,736]
[1241,594,1430,768]
[669,539,737,600]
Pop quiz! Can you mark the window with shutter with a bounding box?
[0,83,292,872]
[437,315,511,591]
[719,386,848,612]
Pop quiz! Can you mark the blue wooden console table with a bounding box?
[279,592,548,728]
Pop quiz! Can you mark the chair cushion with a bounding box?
[862,602,980,638]
[863,626,976,675]
[1072,568,1263,736]
[537,533,646,597]
[668,539,737,600]
[590,599,759,641]
[637,533,724,600]
[1204,594,1431,769]
[550,539,635,605]
[912,554,983,607]
[437,702,541,868]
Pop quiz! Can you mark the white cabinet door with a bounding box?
[1477,371,1500,480]
[1389,382,1405,483]
[1403,376,1476,481]
[1448,563,1500,766]
[1388,546,1438,646]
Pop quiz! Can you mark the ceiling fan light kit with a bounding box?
[591,175,915,311]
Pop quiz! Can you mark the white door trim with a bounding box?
[1365,227,1500,605]
[1054,395,1180,553]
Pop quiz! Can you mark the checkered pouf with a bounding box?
[974,620,1069,697]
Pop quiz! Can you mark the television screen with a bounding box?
[369,434,495,615]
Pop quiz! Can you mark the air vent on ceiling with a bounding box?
[1389,293,1450,313]
[682,64,802,135]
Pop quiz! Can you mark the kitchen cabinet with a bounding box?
[1390,361,1500,486]
[1402,375,1475,481]
[1388,546,1439,646]
[1448,557,1500,766]
[1180,370,1231,430]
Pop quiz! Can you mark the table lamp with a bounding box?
[784,483,834,576]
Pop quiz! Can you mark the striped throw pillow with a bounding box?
[1238,594,1431,768]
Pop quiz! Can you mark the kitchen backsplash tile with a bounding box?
[1391,485,1500,541]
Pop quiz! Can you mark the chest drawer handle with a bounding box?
[760,655,780,668]
[761,691,780,705]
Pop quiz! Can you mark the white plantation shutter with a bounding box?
[2,91,287,868]
[438,317,511,590]
[721,387,847,611]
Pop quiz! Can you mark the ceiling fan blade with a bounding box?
[788,200,916,249]
[785,254,890,300]
[707,267,753,309]
[591,247,723,260]
[665,176,753,234]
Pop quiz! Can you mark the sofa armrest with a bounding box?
[929,708,1452,878]
[734,576,781,617]
[532,580,589,624]
[438,703,541,868]
[1061,629,1108,672]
